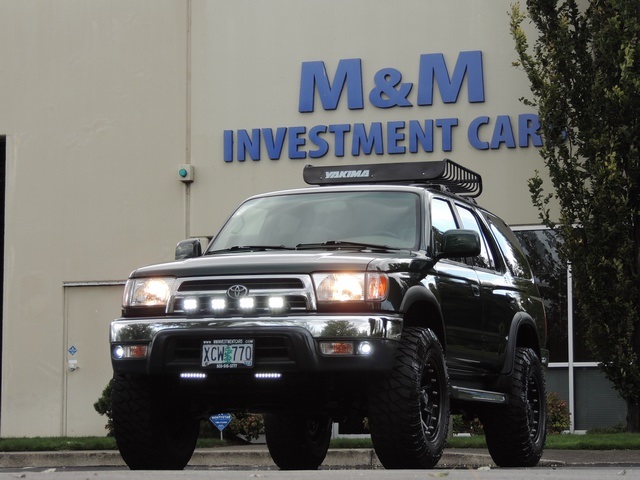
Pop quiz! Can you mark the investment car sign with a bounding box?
[223,51,542,162]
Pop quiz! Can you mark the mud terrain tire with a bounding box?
[111,374,200,470]
[264,413,332,470]
[368,327,450,469]
[481,347,547,467]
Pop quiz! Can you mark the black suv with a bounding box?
[110,160,548,470]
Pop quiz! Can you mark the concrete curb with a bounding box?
[0,448,565,470]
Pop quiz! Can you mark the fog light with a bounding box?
[211,298,226,311]
[183,297,199,312]
[268,296,285,310]
[320,341,354,355]
[358,341,373,355]
[239,297,255,310]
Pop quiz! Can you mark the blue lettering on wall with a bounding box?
[308,125,329,158]
[299,59,364,112]
[417,51,485,105]
[263,127,287,160]
[223,51,541,162]
[409,120,434,153]
[329,124,350,157]
[352,123,383,155]
[491,115,516,149]
[435,118,458,152]
[288,126,307,159]
[299,51,484,112]
[387,121,406,154]
[467,114,543,151]
[369,69,413,108]
[468,116,490,150]
[518,114,543,147]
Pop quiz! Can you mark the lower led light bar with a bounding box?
[180,372,207,380]
[255,372,282,379]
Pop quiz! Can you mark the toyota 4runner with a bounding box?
[110,160,548,470]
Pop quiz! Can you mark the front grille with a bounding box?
[168,274,316,316]
[179,278,305,291]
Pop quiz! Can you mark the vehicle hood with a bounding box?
[128,250,406,278]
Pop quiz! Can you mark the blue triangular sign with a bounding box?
[210,413,232,431]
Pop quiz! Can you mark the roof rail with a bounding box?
[303,159,483,197]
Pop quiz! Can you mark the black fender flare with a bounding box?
[399,285,447,352]
[501,311,541,375]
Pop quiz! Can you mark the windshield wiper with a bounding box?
[295,240,400,251]
[205,245,295,255]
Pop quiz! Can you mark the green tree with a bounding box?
[510,0,640,432]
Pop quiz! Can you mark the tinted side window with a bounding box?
[456,205,496,270]
[485,213,533,279]
[430,198,458,254]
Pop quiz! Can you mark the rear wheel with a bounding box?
[264,413,332,470]
[480,348,547,467]
[367,327,450,469]
[111,374,200,470]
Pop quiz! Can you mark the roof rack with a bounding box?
[303,159,483,197]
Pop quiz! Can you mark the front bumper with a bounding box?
[110,314,403,376]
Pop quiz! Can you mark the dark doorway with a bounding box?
[0,136,5,416]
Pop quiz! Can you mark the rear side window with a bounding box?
[484,213,533,279]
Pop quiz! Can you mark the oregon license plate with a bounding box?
[202,339,254,369]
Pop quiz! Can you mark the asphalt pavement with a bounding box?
[1,445,639,470]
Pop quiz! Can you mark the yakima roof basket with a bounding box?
[303,159,483,197]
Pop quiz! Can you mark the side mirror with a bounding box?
[175,238,203,260]
[438,229,481,259]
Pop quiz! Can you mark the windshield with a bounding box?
[209,191,420,251]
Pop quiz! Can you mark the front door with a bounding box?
[64,284,123,436]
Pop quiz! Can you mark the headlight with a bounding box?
[123,277,176,307]
[312,273,388,302]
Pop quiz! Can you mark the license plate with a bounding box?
[202,339,254,369]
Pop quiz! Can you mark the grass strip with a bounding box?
[0,434,638,452]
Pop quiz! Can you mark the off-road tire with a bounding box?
[111,374,200,470]
[264,413,332,470]
[480,347,547,467]
[368,327,450,469]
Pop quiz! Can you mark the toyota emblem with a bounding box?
[227,285,249,299]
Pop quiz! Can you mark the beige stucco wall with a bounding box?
[0,0,546,436]
[0,0,189,436]
[189,0,547,236]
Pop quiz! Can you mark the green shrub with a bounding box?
[93,379,114,436]
[451,413,484,436]
[547,392,570,434]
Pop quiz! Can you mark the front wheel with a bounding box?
[480,347,547,467]
[367,327,450,469]
[264,413,332,470]
[111,374,200,470]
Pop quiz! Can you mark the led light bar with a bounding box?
[180,372,207,380]
[255,372,282,379]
